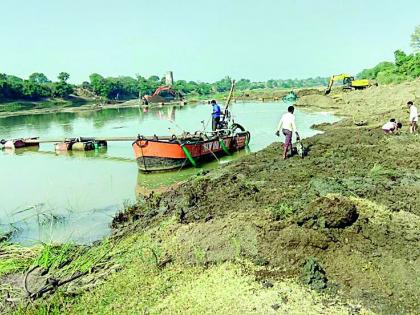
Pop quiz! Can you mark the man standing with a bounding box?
[407,101,418,134]
[276,105,300,159]
[211,100,221,131]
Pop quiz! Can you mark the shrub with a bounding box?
[270,203,294,220]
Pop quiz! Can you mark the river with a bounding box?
[0,102,339,244]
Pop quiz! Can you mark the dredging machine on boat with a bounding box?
[132,80,251,172]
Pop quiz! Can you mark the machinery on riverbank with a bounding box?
[325,73,374,94]
[143,86,184,104]
[142,71,185,104]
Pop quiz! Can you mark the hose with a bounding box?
[219,138,231,156]
[180,142,197,167]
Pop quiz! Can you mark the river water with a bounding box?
[0,102,339,244]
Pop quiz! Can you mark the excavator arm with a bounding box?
[325,74,351,94]
[152,86,176,97]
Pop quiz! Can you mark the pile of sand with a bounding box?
[295,94,336,108]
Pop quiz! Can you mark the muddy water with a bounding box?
[0,102,339,244]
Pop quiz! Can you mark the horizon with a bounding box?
[1,0,419,83]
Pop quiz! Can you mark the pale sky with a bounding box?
[0,0,418,83]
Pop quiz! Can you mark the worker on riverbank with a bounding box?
[382,118,402,134]
[211,100,221,131]
[407,101,418,134]
[275,105,300,159]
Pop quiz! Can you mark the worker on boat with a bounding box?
[211,100,221,131]
[275,105,300,160]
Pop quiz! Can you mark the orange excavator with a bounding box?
[143,86,183,104]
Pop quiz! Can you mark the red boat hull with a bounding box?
[132,132,249,171]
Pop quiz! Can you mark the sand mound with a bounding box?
[295,94,336,108]
[298,196,359,229]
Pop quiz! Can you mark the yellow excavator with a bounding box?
[325,74,371,95]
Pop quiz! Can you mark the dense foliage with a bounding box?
[0,72,328,103]
[357,50,420,84]
[0,72,73,101]
[83,75,328,100]
[358,27,420,84]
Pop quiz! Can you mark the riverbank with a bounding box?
[0,97,132,118]
[1,81,419,314]
[0,87,322,118]
[0,97,94,117]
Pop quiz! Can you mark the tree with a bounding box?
[394,50,408,68]
[266,79,277,88]
[410,25,420,52]
[89,73,110,98]
[358,62,395,80]
[29,72,50,84]
[52,82,73,98]
[22,80,51,99]
[213,76,232,93]
[148,75,160,82]
[81,81,91,90]
[58,72,70,83]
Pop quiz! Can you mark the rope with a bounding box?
[135,136,148,172]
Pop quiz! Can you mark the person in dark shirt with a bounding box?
[211,100,221,131]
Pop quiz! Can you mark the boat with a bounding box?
[282,91,298,102]
[133,79,251,172]
[55,141,74,151]
[55,138,107,151]
[133,127,250,172]
[0,137,39,149]
[72,141,95,151]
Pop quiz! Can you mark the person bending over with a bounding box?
[382,118,402,134]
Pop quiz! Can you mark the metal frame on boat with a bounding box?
[132,80,251,172]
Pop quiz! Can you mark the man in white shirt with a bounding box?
[275,105,300,159]
[407,101,418,134]
[382,118,402,134]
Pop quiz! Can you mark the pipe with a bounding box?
[219,138,231,156]
[180,143,197,167]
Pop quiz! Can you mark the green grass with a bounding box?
[50,260,364,315]
[10,215,371,314]
[270,203,295,220]
[368,163,399,180]
[0,243,39,277]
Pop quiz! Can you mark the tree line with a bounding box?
[0,72,73,101]
[2,25,419,102]
[358,25,420,84]
[1,71,328,102]
[357,50,420,84]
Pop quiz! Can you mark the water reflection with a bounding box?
[0,102,340,244]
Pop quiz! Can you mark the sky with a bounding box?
[0,0,419,83]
